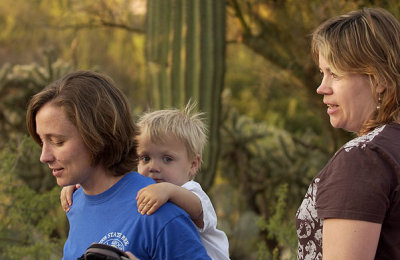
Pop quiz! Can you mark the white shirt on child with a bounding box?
[182,181,230,260]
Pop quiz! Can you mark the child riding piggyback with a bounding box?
[61,103,230,260]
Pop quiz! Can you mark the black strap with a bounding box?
[77,243,129,260]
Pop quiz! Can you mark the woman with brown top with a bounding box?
[296,7,400,260]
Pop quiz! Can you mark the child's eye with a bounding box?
[139,155,150,162]
[163,156,173,163]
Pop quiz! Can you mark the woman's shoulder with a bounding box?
[342,125,386,152]
[319,123,400,185]
[336,123,400,155]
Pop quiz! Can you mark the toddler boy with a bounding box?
[61,103,230,259]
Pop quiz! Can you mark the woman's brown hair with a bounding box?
[26,70,138,176]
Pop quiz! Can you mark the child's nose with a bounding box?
[149,160,160,173]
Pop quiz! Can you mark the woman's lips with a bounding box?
[51,168,64,177]
[326,104,339,115]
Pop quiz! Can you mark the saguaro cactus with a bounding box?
[145,0,226,190]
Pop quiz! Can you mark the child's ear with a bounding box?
[189,155,201,178]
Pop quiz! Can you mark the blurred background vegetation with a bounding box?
[1,0,399,259]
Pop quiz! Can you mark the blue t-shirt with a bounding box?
[63,171,210,260]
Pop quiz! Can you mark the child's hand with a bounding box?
[60,184,80,212]
[136,183,172,215]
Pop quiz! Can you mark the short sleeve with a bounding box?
[182,181,217,233]
[316,145,393,223]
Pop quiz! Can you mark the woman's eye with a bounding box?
[52,139,64,146]
[319,70,325,80]
[319,69,339,79]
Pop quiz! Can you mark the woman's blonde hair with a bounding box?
[26,70,139,176]
[312,7,400,135]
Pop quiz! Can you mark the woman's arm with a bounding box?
[137,182,204,228]
[322,218,381,260]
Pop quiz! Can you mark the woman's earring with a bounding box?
[377,93,382,110]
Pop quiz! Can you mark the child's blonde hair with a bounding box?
[137,102,207,172]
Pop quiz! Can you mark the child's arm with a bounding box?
[60,184,79,212]
[136,182,204,228]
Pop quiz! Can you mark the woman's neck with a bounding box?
[81,166,124,195]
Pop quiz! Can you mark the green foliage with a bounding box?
[219,105,329,258]
[0,53,73,149]
[0,136,66,260]
[257,183,297,259]
[0,0,147,110]
[0,54,73,192]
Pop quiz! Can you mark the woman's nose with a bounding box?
[40,143,54,164]
[316,77,332,95]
